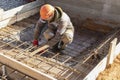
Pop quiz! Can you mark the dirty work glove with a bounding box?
[33,40,38,46]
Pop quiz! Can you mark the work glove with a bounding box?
[33,40,38,46]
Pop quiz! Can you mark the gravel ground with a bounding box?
[0,0,28,11]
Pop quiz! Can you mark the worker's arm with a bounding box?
[33,18,46,46]
[57,21,67,35]
[34,18,46,40]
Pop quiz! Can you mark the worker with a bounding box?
[33,4,74,52]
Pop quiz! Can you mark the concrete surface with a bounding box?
[45,0,120,27]
[0,0,28,11]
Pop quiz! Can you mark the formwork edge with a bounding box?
[0,52,57,80]
[0,0,44,28]
[83,41,120,80]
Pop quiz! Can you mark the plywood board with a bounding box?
[84,41,120,80]
[0,0,44,28]
[0,53,57,80]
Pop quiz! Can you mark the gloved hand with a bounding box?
[33,40,38,46]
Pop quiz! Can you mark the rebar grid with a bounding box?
[0,25,108,80]
[82,29,120,64]
[0,28,82,80]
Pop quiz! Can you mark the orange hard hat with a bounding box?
[40,4,55,20]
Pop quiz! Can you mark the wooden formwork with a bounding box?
[0,1,120,80]
[0,0,44,28]
[0,62,35,80]
[84,37,120,80]
[0,26,80,80]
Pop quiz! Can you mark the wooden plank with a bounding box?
[115,42,120,58]
[83,57,107,80]
[0,7,39,28]
[16,7,40,22]
[83,42,120,80]
[30,45,49,56]
[1,9,17,21]
[0,8,4,14]
[0,0,43,21]
[106,38,117,66]
[0,16,16,28]
[0,53,57,80]
[0,0,44,28]
[0,8,4,20]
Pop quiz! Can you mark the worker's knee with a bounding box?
[61,33,73,45]
[60,33,73,49]
[43,29,55,41]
